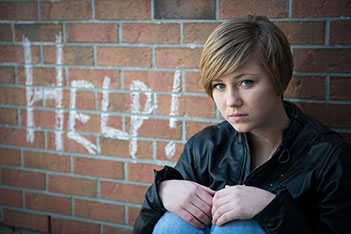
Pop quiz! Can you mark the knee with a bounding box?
[211,220,269,234]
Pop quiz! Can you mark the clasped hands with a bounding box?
[158,180,275,229]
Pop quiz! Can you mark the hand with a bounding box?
[158,180,216,229]
[212,185,275,226]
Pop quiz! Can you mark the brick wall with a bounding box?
[0,0,350,233]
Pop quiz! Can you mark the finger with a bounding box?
[198,184,216,196]
[212,198,230,224]
[215,209,238,226]
[179,208,206,229]
[186,199,212,225]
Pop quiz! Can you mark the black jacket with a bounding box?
[133,102,351,234]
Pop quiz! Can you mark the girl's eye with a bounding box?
[213,83,225,90]
[240,80,253,87]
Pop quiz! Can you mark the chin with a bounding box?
[227,122,252,133]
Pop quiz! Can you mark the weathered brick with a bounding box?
[0,67,14,84]
[98,92,130,112]
[99,137,153,159]
[0,148,20,166]
[44,46,93,65]
[219,0,288,19]
[186,121,216,139]
[23,150,70,172]
[51,217,100,234]
[128,206,141,225]
[184,23,220,44]
[47,132,97,154]
[15,24,63,42]
[97,46,152,67]
[3,209,49,233]
[100,181,148,204]
[184,72,204,93]
[17,66,66,86]
[292,0,351,17]
[284,76,325,99]
[68,68,120,89]
[103,225,133,234]
[48,174,97,197]
[0,24,12,41]
[295,102,351,127]
[0,107,17,125]
[156,141,184,162]
[0,87,28,106]
[156,48,202,68]
[41,1,92,20]
[154,0,215,19]
[155,94,184,116]
[0,188,22,207]
[74,199,124,223]
[330,77,351,100]
[21,109,68,129]
[329,21,351,45]
[184,96,216,118]
[293,49,351,73]
[95,0,150,20]
[71,113,122,133]
[127,163,163,183]
[124,70,175,92]
[0,2,37,20]
[73,157,124,179]
[274,21,325,45]
[123,23,180,44]
[0,45,40,63]
[1,168,45,190]
[25,192,71,215]
[129,118,182,139]
[67,23,118,43]
[0,127,45,148]
[45,89,95,110]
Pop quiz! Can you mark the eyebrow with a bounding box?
[213,72,259,82]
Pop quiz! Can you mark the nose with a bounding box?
[226,88,242,107]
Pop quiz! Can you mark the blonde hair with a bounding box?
[200,15,293,98]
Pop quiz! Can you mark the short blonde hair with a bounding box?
[200,15,293,98]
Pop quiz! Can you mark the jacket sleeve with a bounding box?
[254,142,351,234]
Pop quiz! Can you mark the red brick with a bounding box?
[47,132,97,154]
[97,46,152,67]
[128,206,141,225]
[285,76,325,99]
[45,89,95,110]
[184,23,220,44]
[44,46,93,65]
[293,49,351,73]
[330,77,351,100]
[23,151,70,172]
[155,94,183,116]
[0,2,37,20]
[274,21,325,45]
[3,209,49,233]
[124,70,175,92]
[41,1,92,20]
[48,174,97,197]
[292,0,351,17]
[17,66,66,86]
[98,92,130,112]
[67,23,118,43]
[330,21,351,45]
[0,188,22,207]
[1,168,45,190]
[123,23,180,44]
[21,109,68,130]
[156,48,202,68]
[0,45,40,63]
[95,0,150,20]
[185,72,204,93]
[71,113,122,133]
[295,102,351,128]
[130,118,182,139]
[68,68,120,89]
[186,121,216,139]
[103,225,132,234]
[0,127,45,148]
[219,0,288,19]
[154,0,215,19]
[156,141,184,162]
[44,89,68,108]
[184,96,216,118]
[100,181,148,204]
[74,199,124,223]
[0,24,12,41]
[0,67,14,84]
[0,107,17,125]
[15,24,62,42]
[25,192,71,215]
[99,137,153,159]
[74,157,123,179]
[127,163,163,183]
[51,217,99,234]
[0,148,20,166]
[0,87,29,106]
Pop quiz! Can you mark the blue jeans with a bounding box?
[153,212,269,234]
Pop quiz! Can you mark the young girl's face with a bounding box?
[211,56,283,135]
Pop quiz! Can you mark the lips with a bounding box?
[228,113,248,121]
